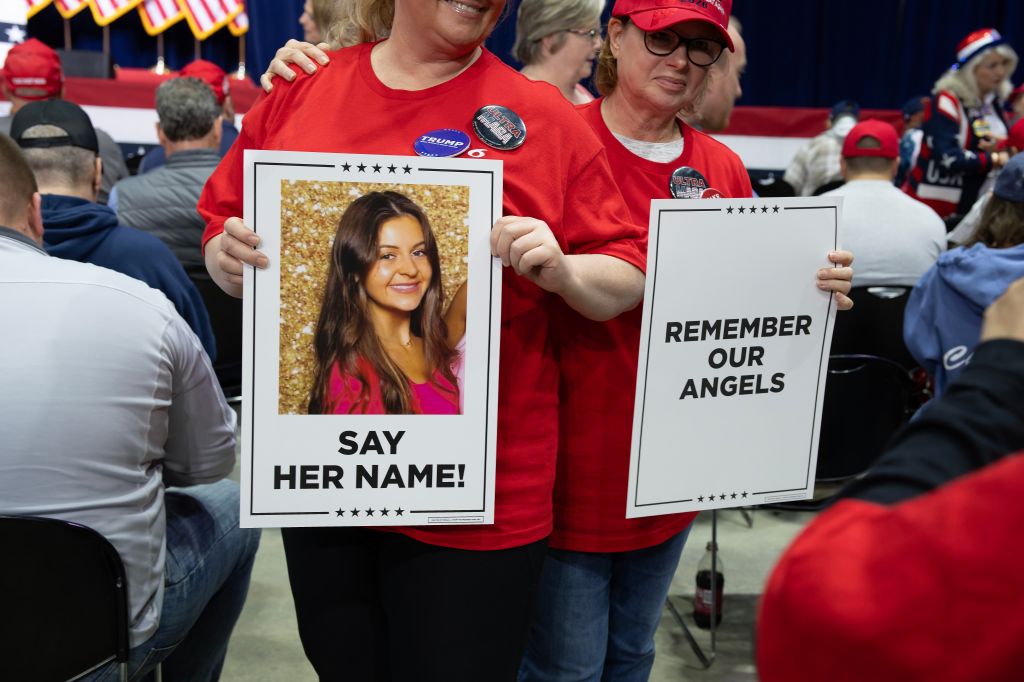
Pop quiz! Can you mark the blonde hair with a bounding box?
[325,0,394,48]
[933,44,1019,108]
[512,0,604,65]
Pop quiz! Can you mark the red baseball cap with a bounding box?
[842,119,899,159]
[178,59,228,105]
[612,0,735,51]
[2,38,63,101]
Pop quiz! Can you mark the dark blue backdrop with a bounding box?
[25,0,1024,110]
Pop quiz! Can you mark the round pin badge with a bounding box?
[669,166,709,199]
[701,188,723,199]
[971,118,992,140]
[414,128,471,157]
[471,105,527,151]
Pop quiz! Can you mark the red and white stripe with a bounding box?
[176,0,242,40]
[228,3,247,37]
[138,0,183,36]
[89,0,144,25]
[54,0,89,18]
[26,0,53,19]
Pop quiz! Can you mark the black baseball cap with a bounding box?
[10,99,99,154]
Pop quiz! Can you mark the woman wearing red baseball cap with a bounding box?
[521,2,852,679]
[904,28,1018,222]
[199,0,646,679]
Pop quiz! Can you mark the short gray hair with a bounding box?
[513,0,604,66]
[156,77,221,142]
[20,124,96,189]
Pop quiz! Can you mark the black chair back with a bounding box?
[191,274,243,398]
[0,515,129,681]
[816,354,913,481]
[831,285,917,369]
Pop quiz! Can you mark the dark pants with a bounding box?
[281,527,548,682]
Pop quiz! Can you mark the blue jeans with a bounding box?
[88,480,261,682]
[519,528,691,682]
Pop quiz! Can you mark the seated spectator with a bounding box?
[895,96,927,187]
[683,16,746,132]
[758,276,1024,682]
[947,116,1024,245]
[513,0,603,105]
[11,99,217,359]
[822,119,945,286]
[113,76,223,279]
[136,60,239,175]
[903,152,1024,397]
[784,99,860,196]
[0,132,259,681]
[0,38,127,204]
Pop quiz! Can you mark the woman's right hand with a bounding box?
[260,39,331,92]
[205,217,268,298]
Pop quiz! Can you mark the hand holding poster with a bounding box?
[241,151,502,528]
[627,197,842,517]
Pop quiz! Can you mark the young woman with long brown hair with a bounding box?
[307,190,459,415]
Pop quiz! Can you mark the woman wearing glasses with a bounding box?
[521,1,854,679]
[513,0,604,105]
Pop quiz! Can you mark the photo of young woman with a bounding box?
[306,190,460,415]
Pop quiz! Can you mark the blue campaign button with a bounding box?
[413,129,471,157]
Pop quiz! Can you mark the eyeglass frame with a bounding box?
[617,16,726,68]
[563,27,602,40]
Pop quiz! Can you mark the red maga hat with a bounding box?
[2,38,63,101]
[178,59,229,105]
[842,119,899,159]
[611,0,734,51]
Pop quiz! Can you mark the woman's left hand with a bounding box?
[491,216,571,293]
[818,250,855,310]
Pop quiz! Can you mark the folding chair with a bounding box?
[0,515,131,682]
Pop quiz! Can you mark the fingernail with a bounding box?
[318,56,329,65]
[305,64,316,73]
[248,236,260,247]
[257,256,269,268]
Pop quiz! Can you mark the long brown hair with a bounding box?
[307,191,457,414]
[964,193,1024,248]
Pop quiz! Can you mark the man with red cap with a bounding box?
[137,59,239,174]
[822,119,945,287]
[1,38,128,204]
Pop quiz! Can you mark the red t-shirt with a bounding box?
[757,452,1024,682]
[198,44,644,551]
[549,100,752,552]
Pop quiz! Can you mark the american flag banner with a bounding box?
[89,0,144,25]
[26,0,53,20]
[227,2,247,37]
[176,0,242,41]
[138,0,184,36]
[54,0,89,19]
[3,3,29,66]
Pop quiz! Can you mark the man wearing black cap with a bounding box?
[12,99,216,359]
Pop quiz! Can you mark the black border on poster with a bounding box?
[247,160,498,519]
[632,204,838,508]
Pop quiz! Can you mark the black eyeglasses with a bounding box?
[642,29,725,67]
[564,28,602,40]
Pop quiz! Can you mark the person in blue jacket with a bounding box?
[10,99,216,361]
[904,151,1024,396]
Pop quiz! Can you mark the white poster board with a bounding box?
[241,151,502,528]
[627,197,842,517]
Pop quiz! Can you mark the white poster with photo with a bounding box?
[240,150,502,528]
[627,197,842,517]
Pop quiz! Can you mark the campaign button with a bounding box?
[471,105,526,150]
[669,166,709,199]
[701,187,723,199]
[414,128,471,157]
